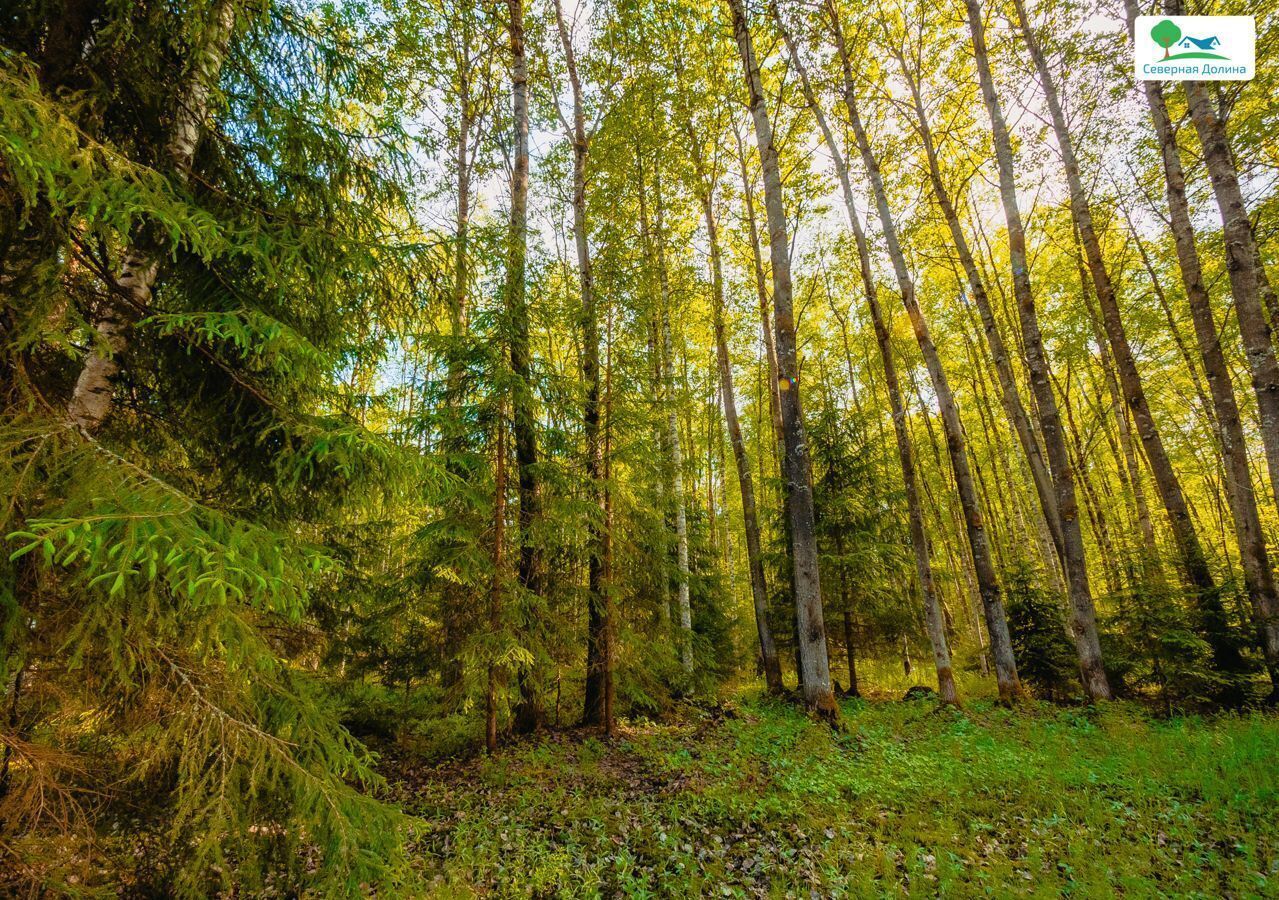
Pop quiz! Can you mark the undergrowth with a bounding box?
[385,691,1279,897]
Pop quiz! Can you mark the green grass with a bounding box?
[387,694,1279,897]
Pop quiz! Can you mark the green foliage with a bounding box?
[1151,19,1182,53]
[0,423,416,894]
[1005,559,1079,702]
[0,0,434,891]
[4,0,1278,890]
[1104,567,1234,715]
[389,693,1279,896]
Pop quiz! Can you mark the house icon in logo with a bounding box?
[1151,19,1228,60]
[1179,35,1221,50]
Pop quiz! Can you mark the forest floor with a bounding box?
[383,690,1279,898]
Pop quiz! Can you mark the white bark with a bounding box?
[67,0,237,433]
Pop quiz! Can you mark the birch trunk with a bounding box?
[1123,0,1273,694]
[974,0,1108,700]
[729,0,837,719]
[893,49,1066,577]
[67,0,236,432]
[775,7,956,704]
[1182,81,1279,523]
[829,1,1019,702]
[504,0,544,733]
[1011,0,1232,694]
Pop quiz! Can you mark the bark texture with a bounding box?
[504,0,544,734]
[1184,77,1279,525]
[1124,0,1274,694]
[775,5,956,705]
[977,0,1109,700]
[67,0,236,433]
[831,1,1019,702]
[729,0,837,719]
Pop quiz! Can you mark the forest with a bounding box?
[1,0,1278,893]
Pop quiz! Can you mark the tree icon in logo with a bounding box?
[1151,19,1182,58]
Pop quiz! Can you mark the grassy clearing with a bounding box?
[386,692,1279,897]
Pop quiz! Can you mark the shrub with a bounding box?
[1004,559,1078,701]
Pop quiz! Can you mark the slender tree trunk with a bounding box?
[711,202,784,695]
[66,0,236,432]
[774,6,957,705]
[638,164,675,630]
[450,71,473,363]
[833,531,860,698]
[737,123,798,684]
[1014,0,1232,693]
[729,0,838,719]
[1124,0,1272,694]
[690,135,784,694]
[1053,366,1123,600]
[734,127,788,476]
[603,295,617,734]
[841,603,859,697]
[651,170,694,676]
[487,400,507,754]
[1075,222,1157,555]
[893,50,1066,577]
[829,1,1018,702]
[1128,214,1216,431]
[554,0,612,728]
[1183,76,1279,524]
[441,39,475,698]
[504,0,544,733]
[973,0,1108,700]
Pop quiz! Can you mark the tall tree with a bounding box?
[728,0,839,719]
[1177,33,1279,526]
[503,0,545,733]
[1006,0,1233,688]
[773,2,957,705]
[676,66,785,692]
[552,0,613,730]
[657,172,695,676]
[1121,0,1274,695]
[888,35,1065,576]
[829,0,1021,702]
[968,0,1108,700]
[700,145,785,695]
